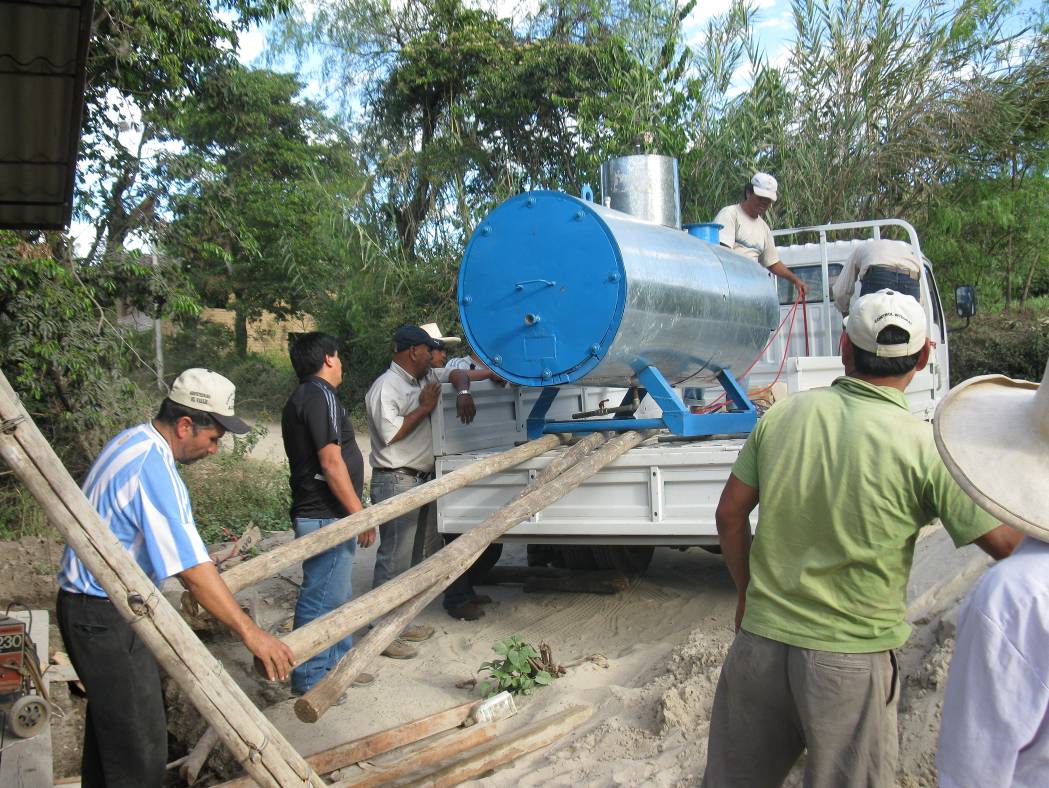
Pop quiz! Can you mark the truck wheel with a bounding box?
[9,695,49,738]
[558,546,654,576]
[591,546,654,577]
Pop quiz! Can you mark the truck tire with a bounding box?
[559,546,654,577]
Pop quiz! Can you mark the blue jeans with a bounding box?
[860,267,920,301]
[370,471,430,588]
[291,517,357,693]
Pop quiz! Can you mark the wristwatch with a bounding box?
[457,390,471,397]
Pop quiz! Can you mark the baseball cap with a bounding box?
[844,290,928,357]
[394,324,445,352]
[420,322,462,345]
[168,369,250,434]
[751,172,778,201]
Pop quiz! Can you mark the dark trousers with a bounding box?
[860,266,920,301]
[441,533,476,611]
[57,590,167,788]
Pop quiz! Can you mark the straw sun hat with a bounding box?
[933,359,1049,540]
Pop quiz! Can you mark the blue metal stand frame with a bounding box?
[526,366,757,438]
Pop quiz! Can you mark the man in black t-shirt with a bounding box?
[282,332,377,693]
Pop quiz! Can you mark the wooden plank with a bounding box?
[379,704,593,788]
[0,610,52,788]
[215,701,479,787]
[334,722,498,788]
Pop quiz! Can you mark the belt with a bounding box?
[868,265,920,281]
[374,467,433,481]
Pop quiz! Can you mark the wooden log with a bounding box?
[293,432,611,720]
[180,726,219,785]
[216,700,478,787]
[335,721,499,787]
[364,704,594,788]
[275,430,649,675]
[218,434,563,596]
[0,372,321,788]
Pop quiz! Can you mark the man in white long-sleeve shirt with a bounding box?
[934,358,1049,788]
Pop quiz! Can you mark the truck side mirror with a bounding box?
[955,285,976,319]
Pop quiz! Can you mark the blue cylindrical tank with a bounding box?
[457,190,778,388]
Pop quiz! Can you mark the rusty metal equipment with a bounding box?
[0,612,50,738]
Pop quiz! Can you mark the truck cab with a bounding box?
[432,219,953,568]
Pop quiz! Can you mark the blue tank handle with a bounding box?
[580,184,594,202]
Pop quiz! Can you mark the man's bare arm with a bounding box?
[768,262,807,296]
[179,562,294,681]
[716,474,760,631]
[972,524,1024,560]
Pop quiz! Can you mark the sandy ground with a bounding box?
[5,422,994,785]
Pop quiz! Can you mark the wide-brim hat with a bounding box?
[420,322,462,345]
[933,359,1049,540]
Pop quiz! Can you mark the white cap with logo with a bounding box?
[751,172,778,201]
[168,368,250,434]
[844,289,928,357]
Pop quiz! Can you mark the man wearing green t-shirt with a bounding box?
[701,290,1023,788]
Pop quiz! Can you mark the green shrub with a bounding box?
[0,487,48,540]
[180,452,291,544]
[948,312,1049,385]
[477,635,555,697]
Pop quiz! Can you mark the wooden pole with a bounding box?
[180,726,219,785]
[217,434,563,596]
[275,430,650,676]
[216,700,479,788]
[294,431,611,722]
[0,372,322,788]
[341,704,594,788]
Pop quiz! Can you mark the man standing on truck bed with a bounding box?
[702,290,1023,788]
[714,172,807,297]
[832,238,923,314]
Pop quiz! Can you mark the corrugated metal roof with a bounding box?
[0,0,93,230]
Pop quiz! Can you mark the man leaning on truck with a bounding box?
[701,289,1023,788]
[714,172,807,297]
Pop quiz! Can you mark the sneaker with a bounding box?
[447,601,486,621]
[382,637,419,659]
[400,624,435,642]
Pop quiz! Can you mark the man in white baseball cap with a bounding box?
[56,368,291,786]
[714,172,807,297]
[935,358,1049,787]
[703,290,1020,787]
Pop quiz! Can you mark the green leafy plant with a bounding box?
[477,635,555,698]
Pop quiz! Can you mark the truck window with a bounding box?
[778,263,843,305]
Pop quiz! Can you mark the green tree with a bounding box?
[163,66,363,356]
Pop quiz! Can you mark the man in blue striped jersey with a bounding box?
[56,368,294,788]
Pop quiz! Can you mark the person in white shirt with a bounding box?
[832,239,923,314]
[714,172,806,297]
[934,357,1049,788]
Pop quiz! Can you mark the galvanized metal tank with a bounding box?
[457,190,779,388]
[600,154,681,228]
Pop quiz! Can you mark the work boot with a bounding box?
[382,637,419,659]
[447,601,486,621]
[400,623,435,642]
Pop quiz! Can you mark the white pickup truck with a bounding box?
[432,219,958,573]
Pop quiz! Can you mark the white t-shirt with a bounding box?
[714,203,779,269]
[937,536,1049,788]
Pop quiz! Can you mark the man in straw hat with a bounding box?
[934,358,1049,787]
[702,290,1022,787]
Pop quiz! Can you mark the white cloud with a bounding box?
[237,26,268,64]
